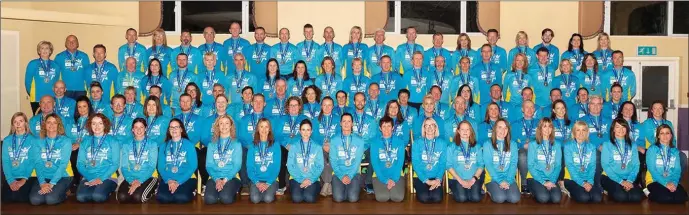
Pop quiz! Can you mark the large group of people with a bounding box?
[4,22,687,206]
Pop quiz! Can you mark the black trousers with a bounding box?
[117,178,159,204]
[1,176,37,203]
[278,146,289,189]
[601,175,643,203]
[647,182,688,204]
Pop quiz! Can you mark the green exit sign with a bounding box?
[638,46,657,56]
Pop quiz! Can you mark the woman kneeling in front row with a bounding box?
[204,115,242,204]
[527,118,562,204]
[412,117,448,204]
[601,118,643,202]
[483,119,520,204]
[447,120,484,203]
[157,119,198,204]
[563,121,602,203]
[117,118,159,203]
[645,124,687,204]
[247,118,281,204]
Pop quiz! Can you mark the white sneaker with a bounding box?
[276,187,286,195]
[200,185,206,197]
[643,188,650,197]
[320,183,330,197]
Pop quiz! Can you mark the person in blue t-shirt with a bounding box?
[530,47,556,108]
[198,27,226,74]
[86,45,118,104]
[446,120,484,203]
[318,27,344,76]
[116,118,159,204]
[227,53,258,105]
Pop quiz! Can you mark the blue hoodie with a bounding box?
[29,114,73,139]
[371,135,406,184]
[146,45,174,77]
[118,42,148,73]
[69,116,89,142]
[2,134,37,183]
[552,73,580,105]
[641,118,675,149]
[286,77,314,98]
[427,68,455,104]
[412,113,445,140]
[403,67,430,104]
[592,48,613,72]
[314,73,343,100]
[528,64,556,107]
[265,96,288,118]
[25,58,60,102]
[34,135,74,185]
[139,74,172,103]
[270,42,299,75]
[451,48,480,72]
[443,114,478,143]
[287,138,324,183]
[502,70,533,106]
[601,139,639,184]
[169,69,200,112]
[247,141,282,185]
[223,37,251,72]
[490,45,508,72]
[228,102,254,123]
[124,102,145,120]
[158,138,198,184]
[552,118,573,143]
[54,50,91,91]
[351,111,377,143]
[342,73,371,104]
[120,137,158,183]
[508,46,538,67]
[564,140,597,186]
[296,40,322,78]
[227,70,258,104]
[313,113,341,143]
[450,71,481,104]
[174,112,202,145]
[77,135,120,181]
[198,42,227,74]
[646,144,681,187]
[145,115,170,146]
[256,76,280,100]
[108,114,134,142]
[272,114,309,147]
[115,70,146,95]
[446,140,484,180]
[372,71,405,104]
[601,100,623,121]
[54,96,77,119]
[330,133,367,180]
[238,112,267,148]
[577,114,612,148]
[424,47,452,71]
[482,139,518,184]
[206,137,242,180]
[170,45,203,74]
[561,49,588,71]
[366,44,396,77]
[341,42,369,78]
[575,70,604,97]
[364,99,385,121]
[245,42,271,74]
[601,67,636,102]
[511,118,538,149]
[568,102,589,120]
[419,103,450,121]
[471,60,503,106]
[533,43,560,70]
[394,42,424,75]
[318,42,345,75]
[527,140,562,184]
[90,98,108,114]
[303,102,322,120]
[482,101,513,121]
[412,137,448,182]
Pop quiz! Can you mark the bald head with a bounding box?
[39,95,55,114]
[53,81,66,98]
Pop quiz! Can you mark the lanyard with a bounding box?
[576,141,588,170]
[11,134,29,162]
[217,138,232,161]
[300,139,312,167]
[341,134,351,161]
[424,138,436,164]
[132,138,148,166]
[90,135,107,164]
[168,140,184,167]
[45,138,57,162]
[614,140,629,166]
[458,141,471,165]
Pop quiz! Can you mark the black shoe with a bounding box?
[521,186,530,195]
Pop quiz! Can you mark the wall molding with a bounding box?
[1,7,129,27]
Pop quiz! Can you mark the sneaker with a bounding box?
[521,186,530,195]
[365,184,374,194]
[200,185,206,197]
[276,187,286,196]
[241,185,250,196]
[326,182,333,196]
[320,183,330,197]
[643,188,650,197]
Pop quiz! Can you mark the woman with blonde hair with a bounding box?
[342,26,368,78]
[564,121,602,203]
[2,112,37,203]
[203,115,242,204]
[26,41,61,113]
[527,118,562,204]
[593,32,613,71]
[508,31,537,67]
[502,53,533,106]
[146,29,172,76]
[29,113,74,205]
[412,117,448,204]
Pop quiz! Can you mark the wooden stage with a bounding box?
[2,192,687,214]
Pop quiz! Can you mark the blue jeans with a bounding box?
[485,181,520,203]
[250,182,278,203]
[412,178,443,204]
[240,148,250,186]
[76,179,117,203]
[527,178,561,204]
[290,179,320,203]
[518,149,528,190]
[332,174,361,203]
[204,178,241,204]
[449,177,484,203]
[29,177,72,205]
[157,179,197,204]
[601,175,643,203]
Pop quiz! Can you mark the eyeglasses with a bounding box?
[169,126,182,130]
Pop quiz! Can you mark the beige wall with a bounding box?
[2,1,687,122]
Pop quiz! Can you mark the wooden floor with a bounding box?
[2,192,688,214]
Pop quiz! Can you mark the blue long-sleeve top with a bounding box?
[561,49,588,71]
[552,118,573,143]
[77,135,120,181]
[646,144,681,187]
[256,76,280,100]
[315,73,343,100]
[34,135,73,185]
[287,138,325,183]
[419,103,450,121]
[228,102,254,123]
[265,96,288,118]
[446,140,484,180]
[272,114,309,147]
[286,77,314,98]
[426,68,455,104]
[601,139,639,184]
[400,105,418,128]
[198,42,227,74]
[174,112,202,145]
[370,71,404,103]
[511,118,538,149]
[107,114,134,143]
[139,74,172,103]
[482,139,518,184]
[238,112,266,148]
[443,114,478,143]
[351,111,377,143]
[169,45,203,75]
[568,102,589,120]
[470,60,504,105]
[340,42,369,78]
[641,118,675,149]
[199,114,228,146]
[381,118,411,144]
[227,70,258,104]
[29,114,73,139]
[371,135,406,184]
[552,73,580,105]
[508,46,538,68]
[223,37,251,73]
[394,42,425,75]
[90,98,108,114]
[245,42,271,74]
[270,42,299,75]
[532,43,560,70]
[575,70,604,97]
[464,103,482,121]
[120,137,158,183]
[564,140,597,186]
[366,44,396,77]
[317,42,345,75]
[412,137,447,182]
[169,69,200,112]
[528,64,556,107]
[342,74,371,104]
[145,115,171,147]
[330,133,367,180]
[25,58,60,102]
[423,47,452,71]
[198,68,228,105]
[118,42,148,73]
[115,70,146,95]
[601,100,623,121]
[296,40,322,78]
[158,138,197,184]
[313,113,341,143]
[527,140,562,184]
[450,71,481,104]
[333,105,355,117]
[601,67,636,102]
[451,48,480,72]
[54,96,77,119]
[54,50,90,91]
[489,45,508,72]
[206,137,242,180]
[247,141,282,185]
[69,116,89,142]
[403,67,430,104]
[363,99,385,121]
[412,113,446,140]
[592,48,613,71]
[2,134,37,183]
[303,102,322,120]
[578,114,612,148]
[502,70,533,106]
[146,45,173,77]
